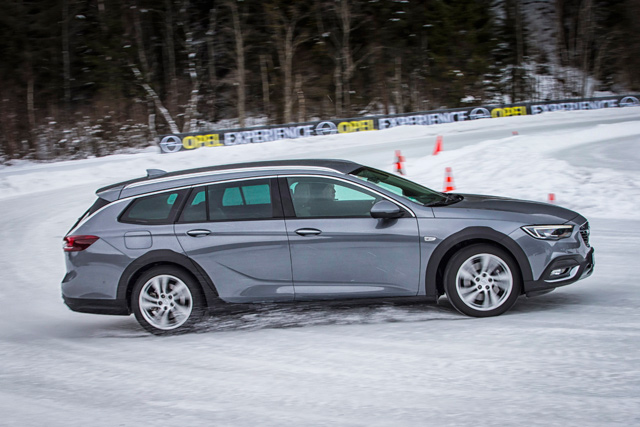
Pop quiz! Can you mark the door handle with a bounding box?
[295,228,322,236]
[186,229,211,237]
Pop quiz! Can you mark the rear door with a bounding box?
[281,175,421,300]
[174,177,293,303]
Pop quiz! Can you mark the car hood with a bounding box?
[427,193,582,224]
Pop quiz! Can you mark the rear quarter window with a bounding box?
[120,190,187,224]
[68,197,111,233]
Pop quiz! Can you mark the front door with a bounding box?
[282,176,421,300]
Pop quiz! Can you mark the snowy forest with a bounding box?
[1,0,639,161]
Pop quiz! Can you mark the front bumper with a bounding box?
[523,247,594,296]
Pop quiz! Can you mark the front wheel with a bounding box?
[131,266,206,334]
[443,244,522,317]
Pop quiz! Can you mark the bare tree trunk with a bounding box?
[338,0,352,116]
[513,0,525,101]
[260,54,271,122]
[410,70,418,112]
[133,1,150,76]
[592,37,609,90]
[22,3,38,157]
[318,0,367,118]
[394,56,403,114]
[182,47,200,134]
[267,4,309,124]
[295,73,305,123]
[207,7,218,120]
[374,43,389,115]
[555,0,568,66]
[131,1,162,136]
[0,93,17,158]
[25,60,40,157]
[26,71,36,132]
[148,103,158,141]
[164,0,178,111]
[62,0,71,109]
[335,0,373,117]
[578,0,594,97]
[282,24,294,124]
[515,0,524,66]
[97,0,108,34]
[131,67,180,134]
[180,0,200,133]
[383,81,389,115]
[228,1,246,128]
[334,64,342,117]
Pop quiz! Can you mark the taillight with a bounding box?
[63,235,99,252]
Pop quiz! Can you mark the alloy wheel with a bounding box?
[455,253,514,311]
[138,274,194,330]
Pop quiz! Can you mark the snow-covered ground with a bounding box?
[1,108,639,426]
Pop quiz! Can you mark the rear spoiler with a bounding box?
[96,169,168,201]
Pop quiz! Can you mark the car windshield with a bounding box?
[350,167,450,206]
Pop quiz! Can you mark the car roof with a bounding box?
[96,159,362,201]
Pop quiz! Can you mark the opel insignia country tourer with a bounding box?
[62,160,594,334]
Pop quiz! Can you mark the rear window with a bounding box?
[120,190,187,224]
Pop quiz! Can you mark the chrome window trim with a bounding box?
[123,166,340,190]
[72,172,416,232]
[184,175,279,189]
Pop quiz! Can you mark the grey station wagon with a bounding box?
[62,159,594,334]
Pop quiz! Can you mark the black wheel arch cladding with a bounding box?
[425,226,532,297]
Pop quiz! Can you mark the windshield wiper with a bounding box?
[425,193,463,207]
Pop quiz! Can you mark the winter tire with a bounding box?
[131,266,206,334]
[444,244,522,317]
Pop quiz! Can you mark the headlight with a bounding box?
[522,225,573,240]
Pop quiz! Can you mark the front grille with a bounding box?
[580,222,590,247]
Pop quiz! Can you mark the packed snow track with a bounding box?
[1,108,639,426]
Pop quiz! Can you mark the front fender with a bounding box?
[424,227,533,298]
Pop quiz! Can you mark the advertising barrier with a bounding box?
[159,95,640,153]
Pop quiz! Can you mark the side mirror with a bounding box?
[370,200,404,219]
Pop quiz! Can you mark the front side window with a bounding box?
[180,178,275,222]
[351,167,447,206]
[120,190,187,224]
[287,177,381,218]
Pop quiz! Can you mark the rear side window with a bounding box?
[179,178,279,222]
[120,190,187,224]
[180,189,207,222]
[221,183,271,206]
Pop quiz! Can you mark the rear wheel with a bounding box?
[131,266,206,334]
[444,244,521,317]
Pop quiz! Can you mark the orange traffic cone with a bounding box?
[443,167,455,192]
[548,193,556,204]
[433,135,443,155]
[395,150,406,175]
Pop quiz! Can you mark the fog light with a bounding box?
[551,268,569,276]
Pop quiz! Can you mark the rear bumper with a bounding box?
[524,248,595,296]
[63,295,130,316]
